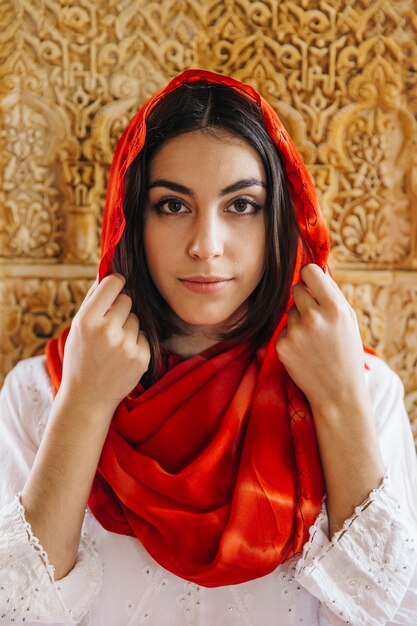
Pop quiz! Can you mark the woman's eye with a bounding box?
[230,199,261,214]
[156,199,186,214]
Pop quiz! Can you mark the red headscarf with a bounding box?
[46,70,329,587]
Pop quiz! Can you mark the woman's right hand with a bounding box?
[59,273,151,413]
[20,273,150,580]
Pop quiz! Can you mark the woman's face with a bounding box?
[144,129,267,334]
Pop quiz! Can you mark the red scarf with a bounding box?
[46,70,329,587]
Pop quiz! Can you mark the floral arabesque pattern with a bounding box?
[0,0,416,444]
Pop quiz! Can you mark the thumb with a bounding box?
[80,274,99,308]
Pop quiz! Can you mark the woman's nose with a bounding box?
[187,213,224,261]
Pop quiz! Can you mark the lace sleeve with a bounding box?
[0,495,103,623]
[294,475,417,626]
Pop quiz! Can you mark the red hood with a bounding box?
[99,69,329,285]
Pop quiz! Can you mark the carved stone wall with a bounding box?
[1,0,416,444]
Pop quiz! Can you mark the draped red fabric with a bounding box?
[45,70,330,587]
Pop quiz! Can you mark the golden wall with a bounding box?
[0,0,416,444]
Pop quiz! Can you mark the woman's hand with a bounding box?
[277,264,385,535]
[276,263,369,418]
[21,273,150,579]
[59,273,151,413]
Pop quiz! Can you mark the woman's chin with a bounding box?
[176,316,231,332]
[171,303,248,334]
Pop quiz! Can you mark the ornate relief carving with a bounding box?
[0,278,91,386]
[324,60,415,264]
[339,275,417,444]
[205,0,417,266]
[339,281,388,355]
[384,283,417,394]
[0,74,65,258]
[0,0,416,445]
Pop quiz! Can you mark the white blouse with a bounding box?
[0,354,416,626]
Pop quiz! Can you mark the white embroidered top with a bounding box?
[0,354,416,626]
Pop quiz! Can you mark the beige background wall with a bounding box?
[0,0,416,444]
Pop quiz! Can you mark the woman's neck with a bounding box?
[163,329,221,358]
[163,303,248,357]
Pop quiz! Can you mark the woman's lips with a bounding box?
[179,277,233,293]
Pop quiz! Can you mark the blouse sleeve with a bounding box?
[294,356,417,626]
[0,358,103,623]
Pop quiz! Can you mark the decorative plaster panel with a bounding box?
[0,0,416,444]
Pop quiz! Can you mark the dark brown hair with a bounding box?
[111,81,302,381]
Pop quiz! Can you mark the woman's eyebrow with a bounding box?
[220,178,266,195]
[148,179,194,195]
[148,178,267,196]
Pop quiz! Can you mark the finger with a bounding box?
[292,281,319,315]
[137,331,151,369]
[324,266,343,294]
[84,273,126,317]
[286,305,301,329]
[278,327,287,340]
[78,275,99,311]
[88,274,99,293]
[323,268,355,316]
[275,327,286,356]
[105,293,134,326]
[300,264,337,306]
[122,312,140,336]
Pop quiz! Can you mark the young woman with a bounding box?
[0,69,416,625]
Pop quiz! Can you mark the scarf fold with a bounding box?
[46,69,330,587]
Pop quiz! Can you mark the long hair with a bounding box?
[111,81,302,381]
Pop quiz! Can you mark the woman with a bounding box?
[0,69,416,625]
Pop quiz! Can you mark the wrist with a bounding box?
[310,398,384,472]
[309,388,373,426]
[53,387,117,428]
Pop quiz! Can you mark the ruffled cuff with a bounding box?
[0,496,103,623]
[294,475,417,626]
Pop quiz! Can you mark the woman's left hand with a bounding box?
[277,264,386,535]
[276,263,369,418]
